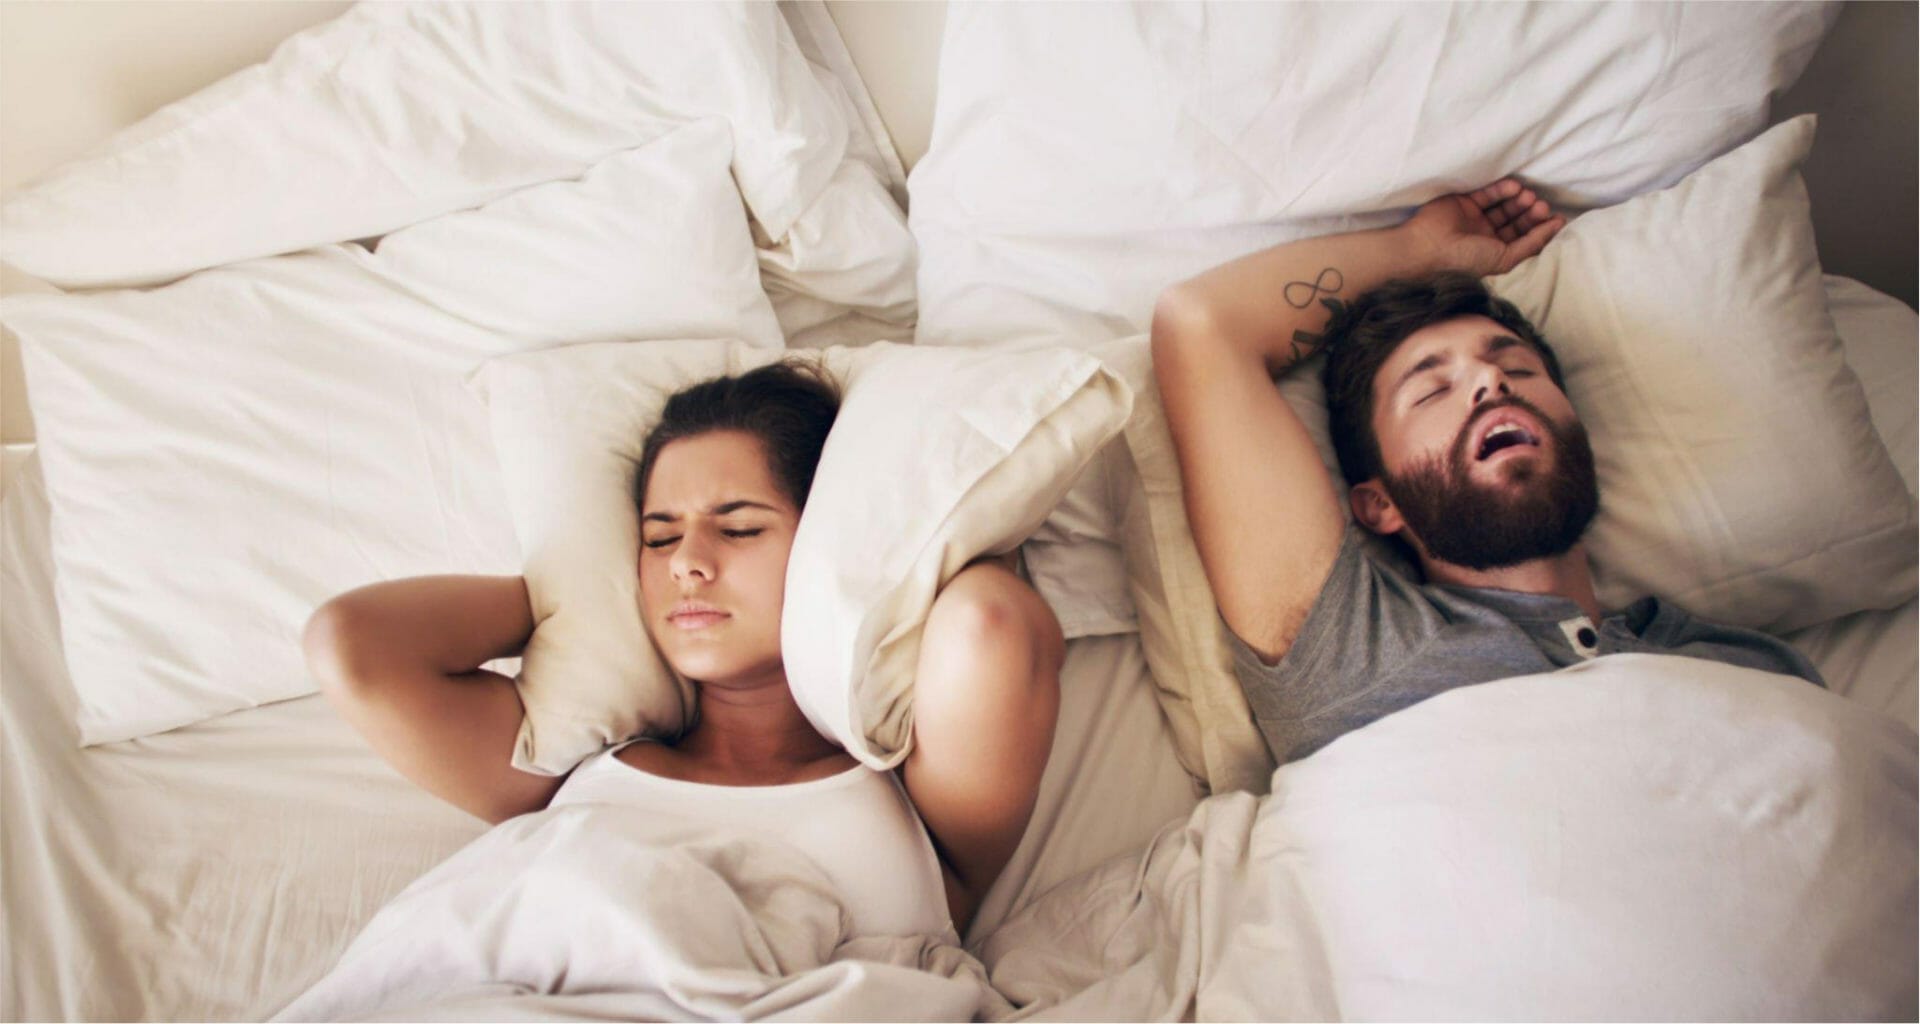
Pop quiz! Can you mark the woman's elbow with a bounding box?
[303,595,375,701]
[930,568,1065,685]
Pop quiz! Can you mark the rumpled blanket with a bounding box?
[984,654,1918,1020]
[275,805,1005,1022]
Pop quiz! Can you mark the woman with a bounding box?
[303,361,1064,932]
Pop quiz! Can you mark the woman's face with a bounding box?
[637,430,797,688]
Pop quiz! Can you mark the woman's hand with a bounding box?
[1403,178,1566,278]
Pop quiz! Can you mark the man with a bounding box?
[1151,179,1822,765]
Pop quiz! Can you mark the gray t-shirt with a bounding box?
[1231,526,1825,764]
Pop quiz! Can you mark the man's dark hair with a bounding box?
[1320,272,1566,485]
[634,360,841,512]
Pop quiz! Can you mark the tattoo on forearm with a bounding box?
[1283,267,1347,361]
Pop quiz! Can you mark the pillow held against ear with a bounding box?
[470,340,1131,775]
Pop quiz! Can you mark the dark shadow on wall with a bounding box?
[1776,0,1919,308]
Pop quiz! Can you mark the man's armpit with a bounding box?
[1229,597,1315,669]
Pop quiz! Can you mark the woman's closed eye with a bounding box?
[643,527,764,549]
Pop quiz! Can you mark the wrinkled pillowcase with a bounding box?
[0,121,780,745]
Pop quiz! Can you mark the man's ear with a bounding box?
[1349,479,1404,537]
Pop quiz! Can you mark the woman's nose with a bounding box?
[670,534,716,583]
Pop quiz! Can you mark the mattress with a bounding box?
[0,446,1201,1020]
[4,276,1910,1020]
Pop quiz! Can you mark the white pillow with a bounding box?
[1490,116,1914,632]
[1017,443,1139,639]
[1102,338,1274,795]
[783,342,1132,767]
[469,340,1131,774]
[0,3,849,289]
[909,1,1838,641]
[0,3,919,379]
[1270,118,1915,630]
[0,121,782,745]
[910,1,1836,351]
[754,158,917,351]
[759,2,919,352]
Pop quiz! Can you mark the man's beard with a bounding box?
[1380,398,1600,572]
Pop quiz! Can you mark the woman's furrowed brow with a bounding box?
[711,500,780,516]
[642,499,780,524]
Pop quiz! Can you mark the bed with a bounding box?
[1,3,1914,1020]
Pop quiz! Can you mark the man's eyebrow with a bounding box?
[1485,334,1526,355]
[641,499,779,525]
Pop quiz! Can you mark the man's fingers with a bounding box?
[1502,215,1566,268]
[1468,178,1522,212]
[1485,188,1536,234]
[1508,197,1554,238]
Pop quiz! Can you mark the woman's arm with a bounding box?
[303,575,563,824]
[901,560,1064,930]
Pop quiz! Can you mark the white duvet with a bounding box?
[274,804,1007,1023]
[988,654,1917,1021]
[278,654,1915,1021]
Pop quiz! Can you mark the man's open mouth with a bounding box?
[1474,421,1541,461]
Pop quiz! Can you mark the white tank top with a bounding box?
[548,743,951,939]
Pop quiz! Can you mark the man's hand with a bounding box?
[1404,178,1565,278]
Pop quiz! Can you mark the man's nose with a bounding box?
[1470,364,1514,406]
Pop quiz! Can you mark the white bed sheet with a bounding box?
[3,277,1910,1019]
[1785,274,1920,730]
[0,456,482,1020]
[0,446,1197,1020]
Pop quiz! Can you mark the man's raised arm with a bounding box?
[1150,179,1562,663]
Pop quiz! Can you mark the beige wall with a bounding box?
[824,0,944,170]
[0,2,352,196]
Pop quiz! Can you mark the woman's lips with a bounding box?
[668,607,730,630]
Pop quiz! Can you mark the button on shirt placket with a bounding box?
[1559,617,1601,659]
